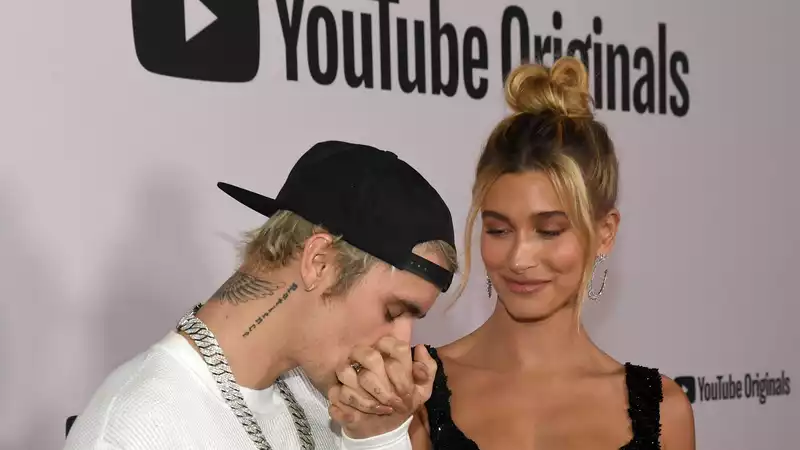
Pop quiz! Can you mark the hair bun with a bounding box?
[504,56,593,119]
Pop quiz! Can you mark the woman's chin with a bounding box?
[498,292,573,322]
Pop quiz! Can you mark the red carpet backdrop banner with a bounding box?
[1,0,797,448]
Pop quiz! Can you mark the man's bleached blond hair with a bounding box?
[240,210,458,296]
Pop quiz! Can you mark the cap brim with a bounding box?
[217,182,281,217]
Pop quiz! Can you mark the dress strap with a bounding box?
[423,346,451,443]
[624,363,664,448]
[422,346,478,449]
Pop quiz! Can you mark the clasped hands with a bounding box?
[328,336,437,439]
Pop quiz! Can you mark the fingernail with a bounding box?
[374,405,394,415]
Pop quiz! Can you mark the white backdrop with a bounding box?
[2,0,798,448]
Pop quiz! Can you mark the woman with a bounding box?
[410,57,695,449]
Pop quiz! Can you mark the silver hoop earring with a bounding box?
[587,254,608,301]
[486,274,493,298]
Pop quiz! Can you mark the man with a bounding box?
[64,141,458,449]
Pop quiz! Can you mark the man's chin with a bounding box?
[305,370,337,398]
[318,378,336,397]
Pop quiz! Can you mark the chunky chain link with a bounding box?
[177,305,315,450]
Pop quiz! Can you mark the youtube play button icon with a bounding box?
[131,0,260,82]
[184,0,218,43]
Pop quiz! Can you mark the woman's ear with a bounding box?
[597,208,620,256]
[298,233,335,292]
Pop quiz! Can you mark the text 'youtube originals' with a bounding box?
[675,371,791,405]
[132,0,691,117]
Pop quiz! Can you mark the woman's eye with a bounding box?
[486,228,509,235]
[538,229,564,238]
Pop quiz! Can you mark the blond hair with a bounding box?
[458,56,619,311]
[240,210,458,297]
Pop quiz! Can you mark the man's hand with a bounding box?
[328,339,437,439]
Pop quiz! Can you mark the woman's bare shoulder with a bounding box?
[659,374,696,450]
[430,331,480,362]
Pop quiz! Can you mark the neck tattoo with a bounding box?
[212,271,286,306]
[243,282,298,338]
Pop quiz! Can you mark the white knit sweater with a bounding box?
[63,331,411,449]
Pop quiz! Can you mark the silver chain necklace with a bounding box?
[177,304,316,450]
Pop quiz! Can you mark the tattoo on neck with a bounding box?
[212,271,285,305]
[243,282,298,338]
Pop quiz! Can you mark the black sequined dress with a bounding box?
[424,346,663,449]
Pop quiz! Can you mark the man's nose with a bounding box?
[389,317,413,343]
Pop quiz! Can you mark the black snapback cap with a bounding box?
[218,140,456,292]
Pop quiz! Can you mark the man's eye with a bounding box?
[384,309,401,322]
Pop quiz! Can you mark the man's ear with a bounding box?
[597,208,620,256]
[299,233,335,292]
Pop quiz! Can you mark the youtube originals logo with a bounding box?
[127,0,690,116]
[674,371,791,405]
[131,0,259,82]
